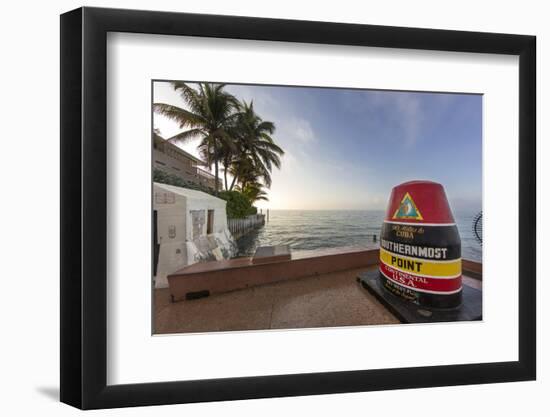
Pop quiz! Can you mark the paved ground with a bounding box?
[154,267,482,334]
[154,266,400,334]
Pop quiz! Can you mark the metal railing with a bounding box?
[196,167,215,179]
[228,214,266,239]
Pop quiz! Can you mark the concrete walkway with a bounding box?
[154,266,482,334]
[154,266,400,334]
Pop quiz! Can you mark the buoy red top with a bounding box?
[384,180,455,224]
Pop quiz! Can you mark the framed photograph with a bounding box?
[60,6,536,409]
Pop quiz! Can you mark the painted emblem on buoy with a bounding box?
[392,192,423,220]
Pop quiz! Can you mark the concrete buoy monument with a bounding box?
[379,180,462,308]
[358,180,481,323]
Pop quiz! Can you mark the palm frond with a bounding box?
[166,128,205,143]
[171,82,203,114]
[153,103,205,128]
[257,121,275,134]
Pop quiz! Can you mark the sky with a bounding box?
[153,81,482,212]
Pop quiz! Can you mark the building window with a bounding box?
[207,210,214,235]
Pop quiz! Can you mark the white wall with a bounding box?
[0,1,546,416]
[152,185,229,287]
[154,188,188,288]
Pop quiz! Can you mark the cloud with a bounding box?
[227,85,317,146]
[340,90,429,147]
[393,93,423,147]
[284,118,315,143]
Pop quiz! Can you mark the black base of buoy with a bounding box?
[379,275,463,309]
[357,270,482,324]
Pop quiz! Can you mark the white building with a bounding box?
[153,182,236,288]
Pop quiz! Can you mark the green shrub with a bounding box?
[219,190,257,219]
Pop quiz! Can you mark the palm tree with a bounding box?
[228,100,284,191]
[238,181,269,204]
[153,82,239,195]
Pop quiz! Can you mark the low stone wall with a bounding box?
[168,248,379,301]
[167,249,483,302]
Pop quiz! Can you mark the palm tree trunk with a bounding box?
[214,159,219,195]
[213,141,219,195]
[223,157,229,191]
[224,169,228,191]
[229,174,237,191]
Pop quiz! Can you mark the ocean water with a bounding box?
[236,210,482,262]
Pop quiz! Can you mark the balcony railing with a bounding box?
[154,144,222,188]
[197,167,216,179]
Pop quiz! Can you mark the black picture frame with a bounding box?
[60,6,536,410]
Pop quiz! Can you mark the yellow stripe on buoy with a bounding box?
[379,248,461,278]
